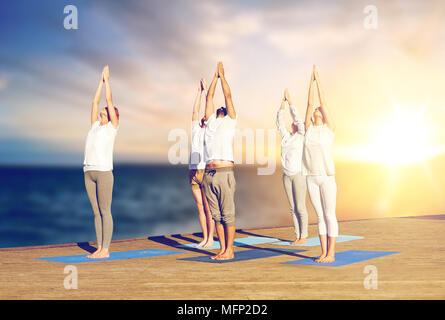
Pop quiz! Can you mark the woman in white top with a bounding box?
[303,65,337,263]
[276,89,308,245]
[189,78,215,248]
[83,66,119,259]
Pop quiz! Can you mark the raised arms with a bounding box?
[305,66,316,131]
[205,70,218,121]
[276,95,289,138]
[313,66,334,131]
[218,62,236,119]
[103,65,119,128]
[192,79,207,121]
[91,69,105,125]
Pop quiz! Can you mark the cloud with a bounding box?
[2,0,445,164]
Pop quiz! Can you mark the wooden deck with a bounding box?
[1,216,444,299]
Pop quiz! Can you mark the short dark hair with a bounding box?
[217,107,227,116]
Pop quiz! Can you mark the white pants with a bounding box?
[306,175,338,237]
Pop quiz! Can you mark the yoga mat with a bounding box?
[37,248,186,264]
[272,235,364,247]
[178,236,281,250]
[179,248,305,264]
[283,250,399,267]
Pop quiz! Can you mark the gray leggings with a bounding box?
[84,170,114,249]
[282,172,308,239]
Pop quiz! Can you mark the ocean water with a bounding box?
[0,165,293,248]
[2,158,444,249]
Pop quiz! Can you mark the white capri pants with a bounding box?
[306,175,338,237]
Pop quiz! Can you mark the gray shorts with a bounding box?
[202,167,236,227]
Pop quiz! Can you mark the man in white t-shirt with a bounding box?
[202,62,237,261]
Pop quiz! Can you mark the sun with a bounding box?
[366,109,436,166]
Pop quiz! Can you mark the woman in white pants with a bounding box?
[189,78,215,248]
[276,89,308,245]
[303,65,338,263]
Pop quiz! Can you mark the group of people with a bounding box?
[275,66,338,263]
[82,62,338,263]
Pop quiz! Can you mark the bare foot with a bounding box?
[314,254,327,263]
[91,248,110,259]
[291,238,307,245]
[216,249,234,261]
[86,248,102,259]
[319,255,335,263]
[195,239,207,248]
[203,239,214,248]
[211,250,225,260]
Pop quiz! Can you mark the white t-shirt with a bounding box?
[276,105,305,176]
[303,124,335,176]
[204,113,237,163]
[83,121,118,172]
[189,120,206,170]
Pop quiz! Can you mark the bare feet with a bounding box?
[290,238,307,246]
[319,255,335,263]
[90,248,110,259]
[216,248,234,261]
[211,250,225,260]
[203,239,214,248]
[195,239,208,248]
[314,254,327,263]
[86,247,102,259]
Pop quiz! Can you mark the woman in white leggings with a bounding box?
[303,65,338,263]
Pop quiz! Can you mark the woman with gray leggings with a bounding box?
[83,65,119,259]
[276,89,308,245]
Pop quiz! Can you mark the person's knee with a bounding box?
[221,211,235,226]
[325,212,337,224]
[211,210,222,223]
[295,203,307,216]
[98,204,112,217]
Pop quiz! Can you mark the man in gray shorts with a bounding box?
[202,62,237,260]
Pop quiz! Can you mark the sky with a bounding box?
[1,0,445,166]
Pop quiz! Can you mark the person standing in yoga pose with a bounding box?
[303,65,337,263]
[276,88,308,245]
[202,62,237,260]
[83,65,119,259]
[189,78,215,248]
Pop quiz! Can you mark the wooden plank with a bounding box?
[0,217,444,299]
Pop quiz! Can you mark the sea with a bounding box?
[1,158,444,249]
[0,164,295,248]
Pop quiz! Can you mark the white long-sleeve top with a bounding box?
[276,105,305,176]
[302,124,335,176]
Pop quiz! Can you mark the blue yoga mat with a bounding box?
[37,248,186,264]
[272,235,364,247]
[179,248,305,264]
[283,250,399,267]
[178,236,282,250]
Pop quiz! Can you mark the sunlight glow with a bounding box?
[337,107,440,167]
